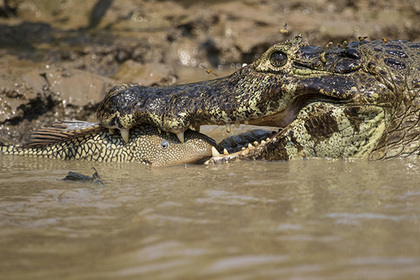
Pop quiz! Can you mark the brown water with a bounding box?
[1,153,420,280]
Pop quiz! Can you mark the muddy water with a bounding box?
[1,154,420,279]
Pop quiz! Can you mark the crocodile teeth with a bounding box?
[223,148,229,155]
[212,147,220,157]
[248,143,254,148]
[225,123,231,133]
[234,122,240,128]
[176,131,185,143]
[120,128,130,143]
[244,120,249,125]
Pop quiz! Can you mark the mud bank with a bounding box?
[0,0,418,143]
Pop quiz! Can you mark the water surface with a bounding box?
[1,155,420,279]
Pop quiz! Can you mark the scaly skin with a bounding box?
[97,36,310,142]
[0,121,216,166]
[97,36,420,161]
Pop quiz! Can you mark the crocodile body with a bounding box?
[97,36,420,161]
[0,121,216,166]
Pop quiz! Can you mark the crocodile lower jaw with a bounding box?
[207,135,273,165]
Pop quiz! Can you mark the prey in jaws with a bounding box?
[97,35,420,162]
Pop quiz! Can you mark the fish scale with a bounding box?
[1,121,216,167]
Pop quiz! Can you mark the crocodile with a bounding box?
[97,35,420,161]
[0,120,217,166]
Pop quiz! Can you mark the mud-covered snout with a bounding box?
[97,64,289,144]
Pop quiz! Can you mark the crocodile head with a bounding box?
[97,36,420,161]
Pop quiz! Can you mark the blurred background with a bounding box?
[0,0,419,143]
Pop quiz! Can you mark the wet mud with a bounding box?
[0,0,419,143]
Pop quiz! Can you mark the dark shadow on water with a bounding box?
[0,22,53,52]
[87,0,114,30]
[0,0,115,59]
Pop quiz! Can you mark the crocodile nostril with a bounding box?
[270,51,288,68]
[344,48,360,59]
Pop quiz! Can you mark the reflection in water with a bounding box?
[1,155,420,279]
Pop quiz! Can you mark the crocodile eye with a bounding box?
[160,141,169,149]
[270,51,288,68]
